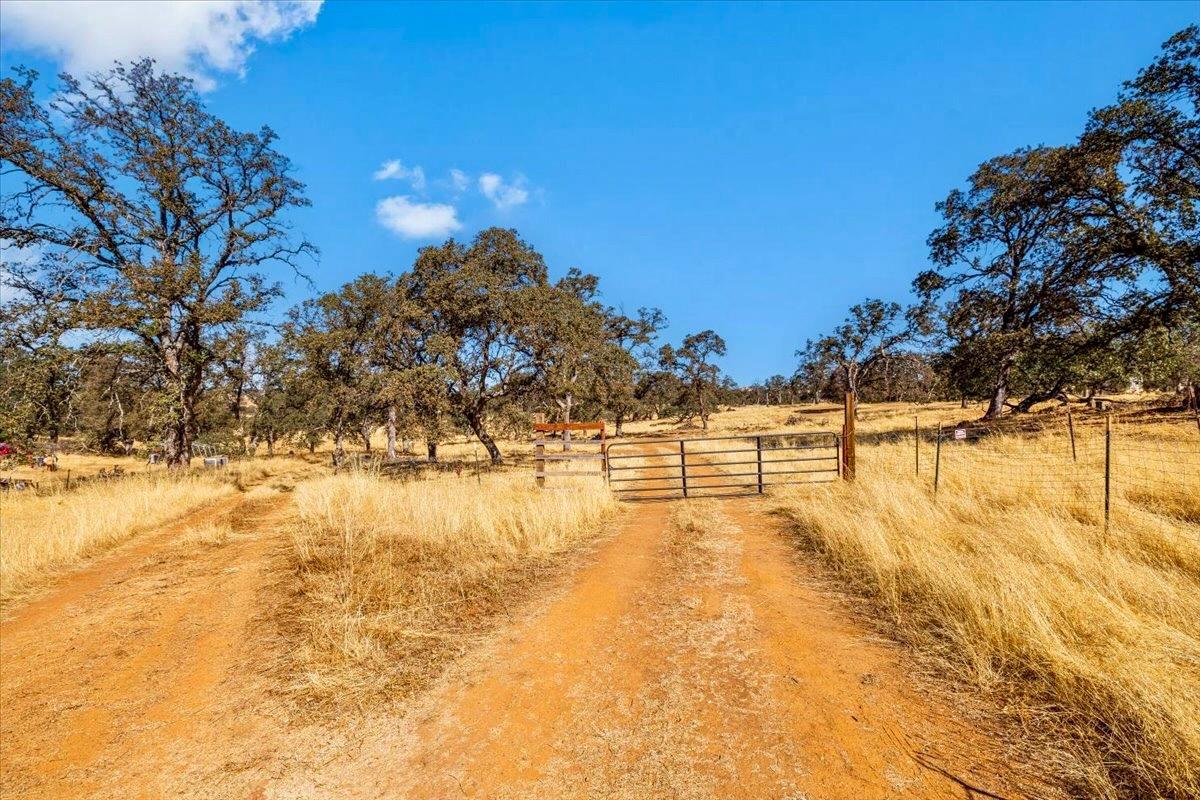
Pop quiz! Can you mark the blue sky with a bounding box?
[1,2,1194,384]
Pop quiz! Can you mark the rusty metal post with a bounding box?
[1067,407,1077,463]
[842,392,856,481]
[535,441,545,488]
[679,439,688,498]
[755,435,764,494]
[934,422,943,495]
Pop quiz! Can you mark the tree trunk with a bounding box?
[561,392,573,451]
[162,388,197,470]
[960,395,969,409]
[386,405,397,460]
[614,412,624,438]
[1015,379,1066,413]
[465,410,502,464]
[267,433,276,457]
[984,362,1011,420]
[360,420,372,452]
[332,429,345,467]
[426,440,438,463]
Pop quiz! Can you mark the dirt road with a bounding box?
[274,497,1057,799]
[0,487,296,799]
[1,483,1059,798]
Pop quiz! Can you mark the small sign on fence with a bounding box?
[954,428,968,441]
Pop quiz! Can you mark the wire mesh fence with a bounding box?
[917,410,1200,534]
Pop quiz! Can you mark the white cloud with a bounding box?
[478,172,530,210]
[372,159,426,190]
[448,168,470,193]
[0,1,322,90]
[376,196,461,239]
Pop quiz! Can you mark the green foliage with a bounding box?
[1,60,313,464]
[659,330,727,430]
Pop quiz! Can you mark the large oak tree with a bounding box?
[1,61,313,465]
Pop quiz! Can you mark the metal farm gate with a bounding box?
[605,432,842,500]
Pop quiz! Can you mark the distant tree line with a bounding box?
[792,27,1200,417]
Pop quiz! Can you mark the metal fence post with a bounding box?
[914,415,920,476]
[535,441,545,488]
[755,435,764,494]
[679,439,688,498]
[1067,407,1077,462]
[934,422,942,495]
[1104,414,1112,535]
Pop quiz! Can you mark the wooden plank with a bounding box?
[540,453,606,461]
[533,422,605,432]
[533,439,605,447]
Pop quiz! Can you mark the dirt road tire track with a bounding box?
[0,489,296,800]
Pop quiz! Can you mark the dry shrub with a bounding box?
[287,471,616,706]
[773,431,1200,799]
[0,473,234,606]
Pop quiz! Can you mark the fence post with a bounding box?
[755,435,764,494]
[535,441,545,488]
[65,470,71,491]
[914,415,920,476]
[1067,407,1077,462]
[679,439,688,498]
[934,422,942,495]
[842,392,856,481]
[1104,414,1112,535]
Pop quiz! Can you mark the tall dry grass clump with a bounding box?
[773,428,1200,799]
[288,471,616,705]
[0,473,235,607]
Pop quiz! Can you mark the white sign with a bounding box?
[953,428,968,440]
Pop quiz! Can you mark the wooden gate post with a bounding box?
[535,441,545,488]
[841,392,856,481]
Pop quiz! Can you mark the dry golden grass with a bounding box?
[0,473,235,607]
[286,470,616,705]
[2,451,153,485]
[771,416,1200,799]
[0,455,322,609]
